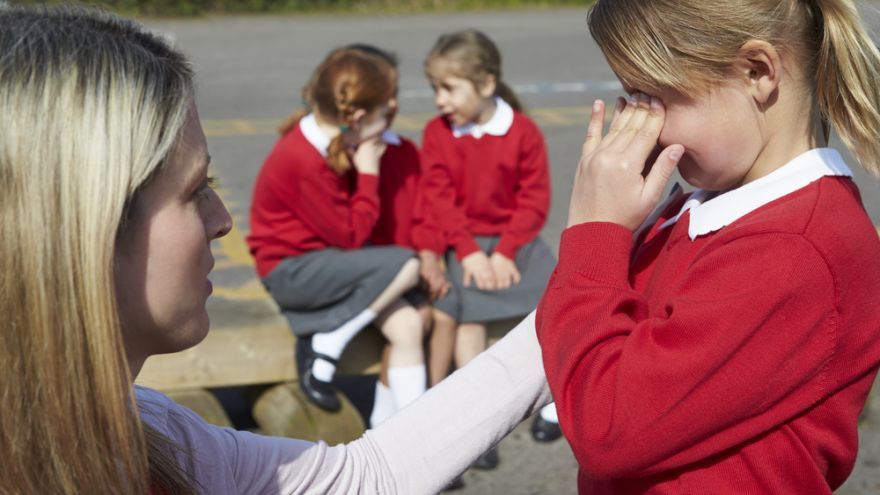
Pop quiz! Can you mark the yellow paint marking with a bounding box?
[217,221,255,267]
[212,278,272,301]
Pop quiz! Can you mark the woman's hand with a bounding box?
[418,250,451,300]
[489,252,521,290]
[567,93,684,230]
[351,136,386,176]
[461,251,497,290]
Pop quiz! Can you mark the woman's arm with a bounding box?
[141,313,550,494]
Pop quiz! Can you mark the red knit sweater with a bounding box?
[537,176,880,493]
[418,113,550,259]
[247,126,428,277]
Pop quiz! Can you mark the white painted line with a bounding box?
[398,79,622,100]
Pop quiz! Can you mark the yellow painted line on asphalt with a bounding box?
[203,105,594,138]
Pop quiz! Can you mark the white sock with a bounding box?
[311,359,336,383]
[387,364,427,409]
[369,381,396,428]
[311,309,377,381]
[540,402,558,423]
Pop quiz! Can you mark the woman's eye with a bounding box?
[196,176,218,201]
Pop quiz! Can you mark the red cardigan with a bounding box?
[247,127,428,277]
[418,113,550,260]
[536,177,880,493]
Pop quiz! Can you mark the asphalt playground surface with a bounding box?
[142,5,880,493]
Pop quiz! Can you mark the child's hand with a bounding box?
[351,136,386,176]
[489,252,521,290]
[567,93,685,230]
[418,250,450,300]
[461,251,497,290]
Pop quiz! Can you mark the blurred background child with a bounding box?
[248,48,430,419]
[418,29,559,469]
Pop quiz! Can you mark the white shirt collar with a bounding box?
[299,113,401,157]
[665,148,852,240]
[451,97,514,139]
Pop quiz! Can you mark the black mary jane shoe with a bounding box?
[295,336,342,412]
[470,446,499,470]
[530,415,562,443]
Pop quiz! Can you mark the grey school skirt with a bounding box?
[433,236,556,324]
[262,246,415,337]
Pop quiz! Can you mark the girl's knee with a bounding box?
[382,306,424,346]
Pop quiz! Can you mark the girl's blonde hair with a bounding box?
[278,48,397,174]
[425,29,524,113]
[588,0,880,174]
[0,5,196,494]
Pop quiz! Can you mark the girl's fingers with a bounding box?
[642,144,685,208]
[627,96,667,158]
[608,92,652,151]
[462,271,473,288]
[605,94,637,141]
[582,99,606,155]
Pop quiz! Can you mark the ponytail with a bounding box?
[495,80,523,113]
[811,0,880,175]
[327,134,353,174]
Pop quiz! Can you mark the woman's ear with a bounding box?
[477,74,497,99]
[736,40,781,106]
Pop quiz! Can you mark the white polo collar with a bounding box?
[299,113,401,157]
[451,97,514,139]
[664,148,852,240]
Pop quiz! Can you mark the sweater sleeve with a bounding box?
[420,124,481,260]
[494,121,551,259]
[292,166,381,249]
[535,223,838,479]
[140,314,551,494]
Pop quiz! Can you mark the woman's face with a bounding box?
[115,103,232,371]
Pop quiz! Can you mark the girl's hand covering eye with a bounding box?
[566,93,684,230]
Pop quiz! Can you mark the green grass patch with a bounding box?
[9,0,592,17]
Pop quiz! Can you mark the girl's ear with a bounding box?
[736,40,781,106]
[477,74,497,99]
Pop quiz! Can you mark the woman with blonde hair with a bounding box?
[0,5,550,493]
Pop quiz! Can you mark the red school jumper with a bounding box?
[247,117,425,278]
[536,149,880,493]
[418,98,550,259]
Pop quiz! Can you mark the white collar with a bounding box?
[451,97,514,139]
[665,148,852,240]
[299,113,401,157]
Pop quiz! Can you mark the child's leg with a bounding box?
[377,299,427,409]
[370,344,396,428]
[310,258,420,382]
[454,322,487,368]
[427,308,457,386]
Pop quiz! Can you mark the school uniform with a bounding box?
[247,114,421,336]
[536,149,880,493]
[418,97,555,323]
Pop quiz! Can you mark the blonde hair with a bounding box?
[0,5,196,494]
[425,29,523,112]
[278,48,396,174]
[589,0,880,174]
